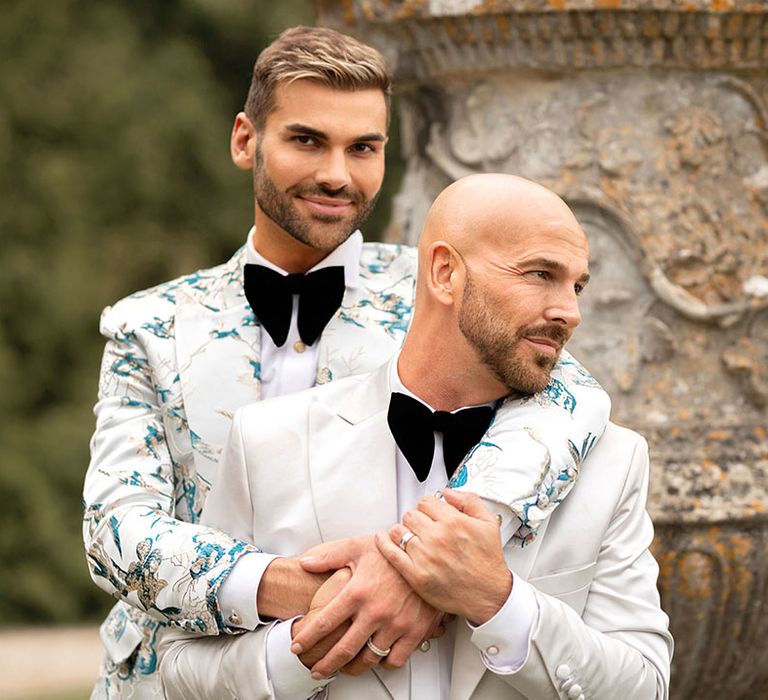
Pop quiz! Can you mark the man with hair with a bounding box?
[83,28,609,698]
[159,175,672,700]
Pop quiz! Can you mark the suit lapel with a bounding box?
[449,518,551,700]
[308,362,398,541]
[175,250,263,480]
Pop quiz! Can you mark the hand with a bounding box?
[375,489,513,625]
[292,568,352,670]
[291,535,444,678]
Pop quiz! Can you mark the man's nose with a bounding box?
[545,288,582,329]
[315,149,351,191]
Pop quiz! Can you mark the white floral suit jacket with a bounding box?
[83,242,609,698]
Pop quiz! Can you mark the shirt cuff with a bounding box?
[266,618,335,700]
[217,552,280,630]
[468,573,539,673]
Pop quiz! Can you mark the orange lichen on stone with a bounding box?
[596,0,622,8]
[707,430,732,442]
[712,0,734,11]
[548,0,567,10]
[752,500,766,513]
[676,550,714,599]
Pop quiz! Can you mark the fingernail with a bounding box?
[311,671,325,680]
[299,556,315,564]
[291,643,303,654]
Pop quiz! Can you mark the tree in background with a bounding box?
[0,0,400,624]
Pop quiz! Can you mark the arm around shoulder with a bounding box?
[487,428,672,700]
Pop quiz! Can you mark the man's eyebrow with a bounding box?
[521,257,591,284]
[284,123,386,143]
[285,123,327,139]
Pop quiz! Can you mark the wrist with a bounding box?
[467,569,514,625]
[258,557,328,620]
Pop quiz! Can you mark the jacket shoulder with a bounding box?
[100,247,245,337]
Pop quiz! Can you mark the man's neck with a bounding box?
[251,213,327,274]
[396,345,508,412]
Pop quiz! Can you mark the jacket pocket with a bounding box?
[528,562,597,613]
[99,601,145,663]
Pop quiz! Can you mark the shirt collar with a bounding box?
[244,226,362,289]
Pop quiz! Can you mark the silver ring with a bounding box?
[366,638,391,657]
[398,530,416,551]
[419,640,431,653]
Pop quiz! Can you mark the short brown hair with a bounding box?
[245,26,392,129]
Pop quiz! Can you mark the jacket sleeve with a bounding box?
[159,623,275,700]
[82,302,257,636]
[485,436,673,700]
[453,349,612,543]
[158,409,277,700]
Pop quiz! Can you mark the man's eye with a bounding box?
[351,143,375,154]
[294,135,317,146]
[528,270,549,280]
[574,283,585,296]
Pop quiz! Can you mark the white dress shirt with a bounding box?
[264,357,539,699]
[216,227,363,630]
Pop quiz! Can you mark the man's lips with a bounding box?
[297,195,353,216]
[524,336,563,355]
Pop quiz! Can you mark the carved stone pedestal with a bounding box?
[315,1,768,697]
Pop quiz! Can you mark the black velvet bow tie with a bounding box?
[243,264,345,347]
[387,392,495,482]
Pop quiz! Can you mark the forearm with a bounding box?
[451,348,611,541]
[257,556,329,620]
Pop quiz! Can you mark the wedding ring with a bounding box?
[398,530,416,551]
[366,638,391,657]
[419,640,432,653]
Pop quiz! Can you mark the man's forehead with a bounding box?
[268,80,387,127]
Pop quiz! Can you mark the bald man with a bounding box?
[159,176,672,700]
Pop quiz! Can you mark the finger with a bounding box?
[388,523,411,547]
[401,508,436,535]
[442,489,496,522]
[291,590,357,654]
[379,625,428,669]
[341,633,397,676]
[375,529,416,579]
[300,536,364,573]
[310,618,392,678]
[416,494,460,520]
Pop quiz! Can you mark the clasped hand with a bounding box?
[290,534,445,678]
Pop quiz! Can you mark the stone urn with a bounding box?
[314,1,768,697]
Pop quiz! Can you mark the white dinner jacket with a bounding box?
[159,362,672,700]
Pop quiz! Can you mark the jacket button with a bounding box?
[486,645,499,656]
[568,684,583,698]
[556,664,571,680]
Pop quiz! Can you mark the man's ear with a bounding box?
[230,112,257,171]
[427,242,464,307]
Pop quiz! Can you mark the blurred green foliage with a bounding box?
[0,0,402,624]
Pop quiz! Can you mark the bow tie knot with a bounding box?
[244,264,346,347]
[431,411,454,434]
[387,392,495,483]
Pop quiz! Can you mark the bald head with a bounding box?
[419,174,584,261]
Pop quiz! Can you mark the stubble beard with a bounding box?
[253,144,379,253]
[457,273,569,395]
